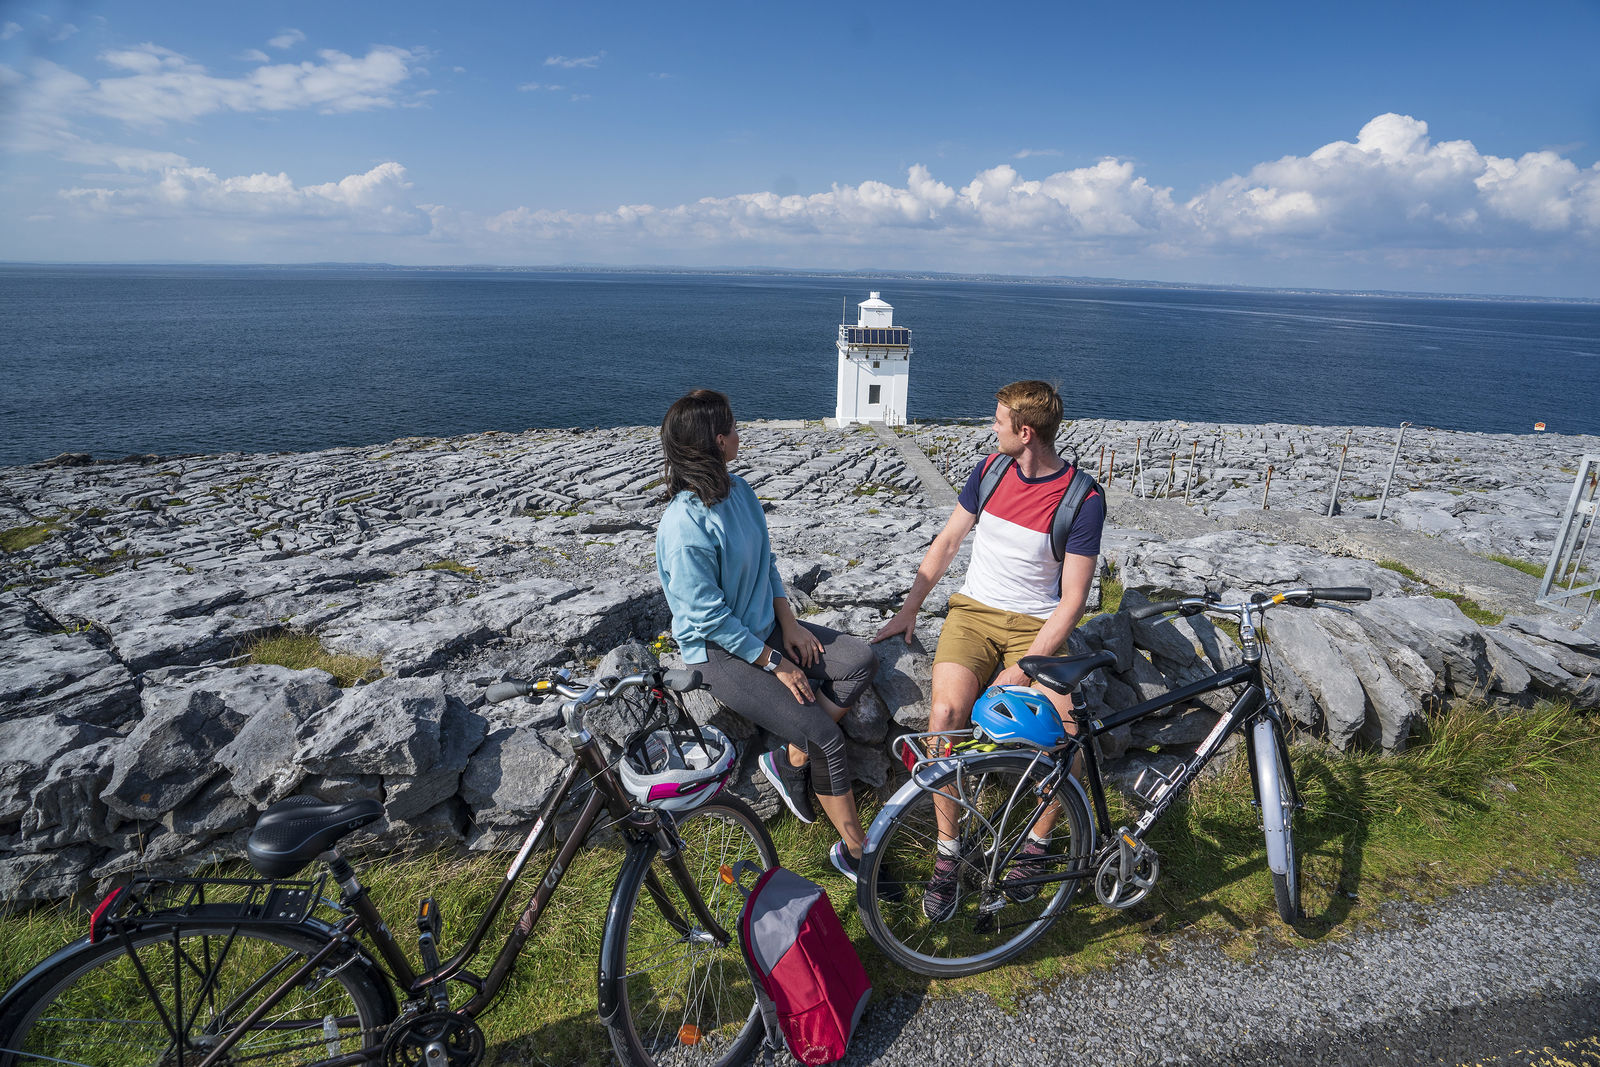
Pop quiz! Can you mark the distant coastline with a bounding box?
[3,261,1595,306]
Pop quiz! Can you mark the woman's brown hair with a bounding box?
[660,389,734,505]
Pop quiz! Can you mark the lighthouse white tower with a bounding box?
[834,292,912,426]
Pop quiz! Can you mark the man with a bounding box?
[873,379,1105,920]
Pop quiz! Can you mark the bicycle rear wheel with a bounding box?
[1252,719,1301,924]
[604,797,776,1067]
[0,921,391,1067]
[857,751,1091,977]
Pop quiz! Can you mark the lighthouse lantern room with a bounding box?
[833,292,911,427]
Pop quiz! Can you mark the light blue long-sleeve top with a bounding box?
[656,474,787,664]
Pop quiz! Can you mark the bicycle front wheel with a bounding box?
[857,751,1091,977]
[604,797,776,1067]
[0,922,392,1067]
[1252,719,1301,924]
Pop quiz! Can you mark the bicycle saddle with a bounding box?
[1019,650,1117,697]
[246,796,385,877]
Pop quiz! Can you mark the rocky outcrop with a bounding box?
[1,420,1595,906]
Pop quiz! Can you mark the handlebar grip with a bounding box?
[485,681,532,704]
[1129,600,1183,620]
[661,668,704,692]
[1310,587,1372,602]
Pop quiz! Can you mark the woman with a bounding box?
[655,389,877,882]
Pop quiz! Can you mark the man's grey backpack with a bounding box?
[972,453,1103,562]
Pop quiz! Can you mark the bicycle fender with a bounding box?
[1252,720,1290,876]
[597,842,656,1025]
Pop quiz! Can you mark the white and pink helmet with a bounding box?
[619,722,736,813]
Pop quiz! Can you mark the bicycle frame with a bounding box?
[893,654,1302,901]
[175,690,734,1067]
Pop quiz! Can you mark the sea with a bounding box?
[1,265,1596,468]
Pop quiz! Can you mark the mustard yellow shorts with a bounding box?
[933,593,1064,683]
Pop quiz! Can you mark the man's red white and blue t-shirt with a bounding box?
[955,454,1106,619]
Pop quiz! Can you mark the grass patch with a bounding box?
[1377,559,1420,581]
[0,523,59,553]
[1098,575,1125,615]
[2,702,1593,1064]
[242,630,382,686]
[1430,590,1503,626]
[1487,553,1545,579]
[424,559,479,577]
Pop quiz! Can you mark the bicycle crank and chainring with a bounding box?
[1094,845,1161,909]
[382,1011,486,1067]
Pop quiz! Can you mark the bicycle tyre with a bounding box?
[0,920,392,1067]
[603,796,777,1067]
[1253,721,1301,925]
[857,751,1091,978]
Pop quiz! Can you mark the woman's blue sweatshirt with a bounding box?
[656,475,786,664]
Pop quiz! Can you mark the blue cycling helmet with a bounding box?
[972,685,1067,749]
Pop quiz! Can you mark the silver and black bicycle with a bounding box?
[0,667,775,1067]
[855,584,1371,977]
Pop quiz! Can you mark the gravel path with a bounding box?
[840,861,1600,1066]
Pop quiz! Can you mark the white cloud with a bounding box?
[240,49,271,63]
[49,21,78,42]
[544,52,603,68]
[480,115,1597,280]
[15,44,424,133]
[517,82,563,92]
[268,29,306,50]
[2,22,21,40]
[1013,148,1062,159]
[63,161,431,234]
[1187,113,1600,249]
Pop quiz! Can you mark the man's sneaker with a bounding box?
[758,749,816,823]
[1003,838,1052,902]
[828,842,906,903]
[922,852,961,922]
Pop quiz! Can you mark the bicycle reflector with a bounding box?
[88,886,126,943]
[679,1025,703,1046]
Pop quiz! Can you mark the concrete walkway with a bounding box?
[866,422,957,509]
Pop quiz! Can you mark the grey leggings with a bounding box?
[694,621,876,797]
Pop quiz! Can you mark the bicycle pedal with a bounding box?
[417,897,441,939]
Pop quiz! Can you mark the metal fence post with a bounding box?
[1327,428,1352,518]
[1376,422,1410,522]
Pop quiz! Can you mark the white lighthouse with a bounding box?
[833,292,912,426]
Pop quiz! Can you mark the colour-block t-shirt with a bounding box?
[955,454,1105,618]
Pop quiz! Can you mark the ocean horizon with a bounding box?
[2,264,1596,467]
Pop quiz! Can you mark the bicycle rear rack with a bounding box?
[112,873,328,925]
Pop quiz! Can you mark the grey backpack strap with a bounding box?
[973,454,1012,518]
[1049,465,1100,562]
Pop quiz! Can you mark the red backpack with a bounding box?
[733,863,872,1065]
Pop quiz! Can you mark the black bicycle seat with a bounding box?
[245,796,385,877]
[1019,650,1117,696]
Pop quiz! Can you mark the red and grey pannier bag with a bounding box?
[731,862,871,1066]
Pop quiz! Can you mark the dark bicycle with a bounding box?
[855,584,1371,977]
[0,667,776,1067]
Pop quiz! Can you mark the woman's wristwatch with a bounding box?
[760,647,782,673]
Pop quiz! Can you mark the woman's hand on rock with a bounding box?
[781,621,823,668]
[774,657,815,705]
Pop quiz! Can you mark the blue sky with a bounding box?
[1,0,1597,296]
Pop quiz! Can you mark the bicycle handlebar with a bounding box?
[1128,585,1372,621]
[483,667,704,708]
